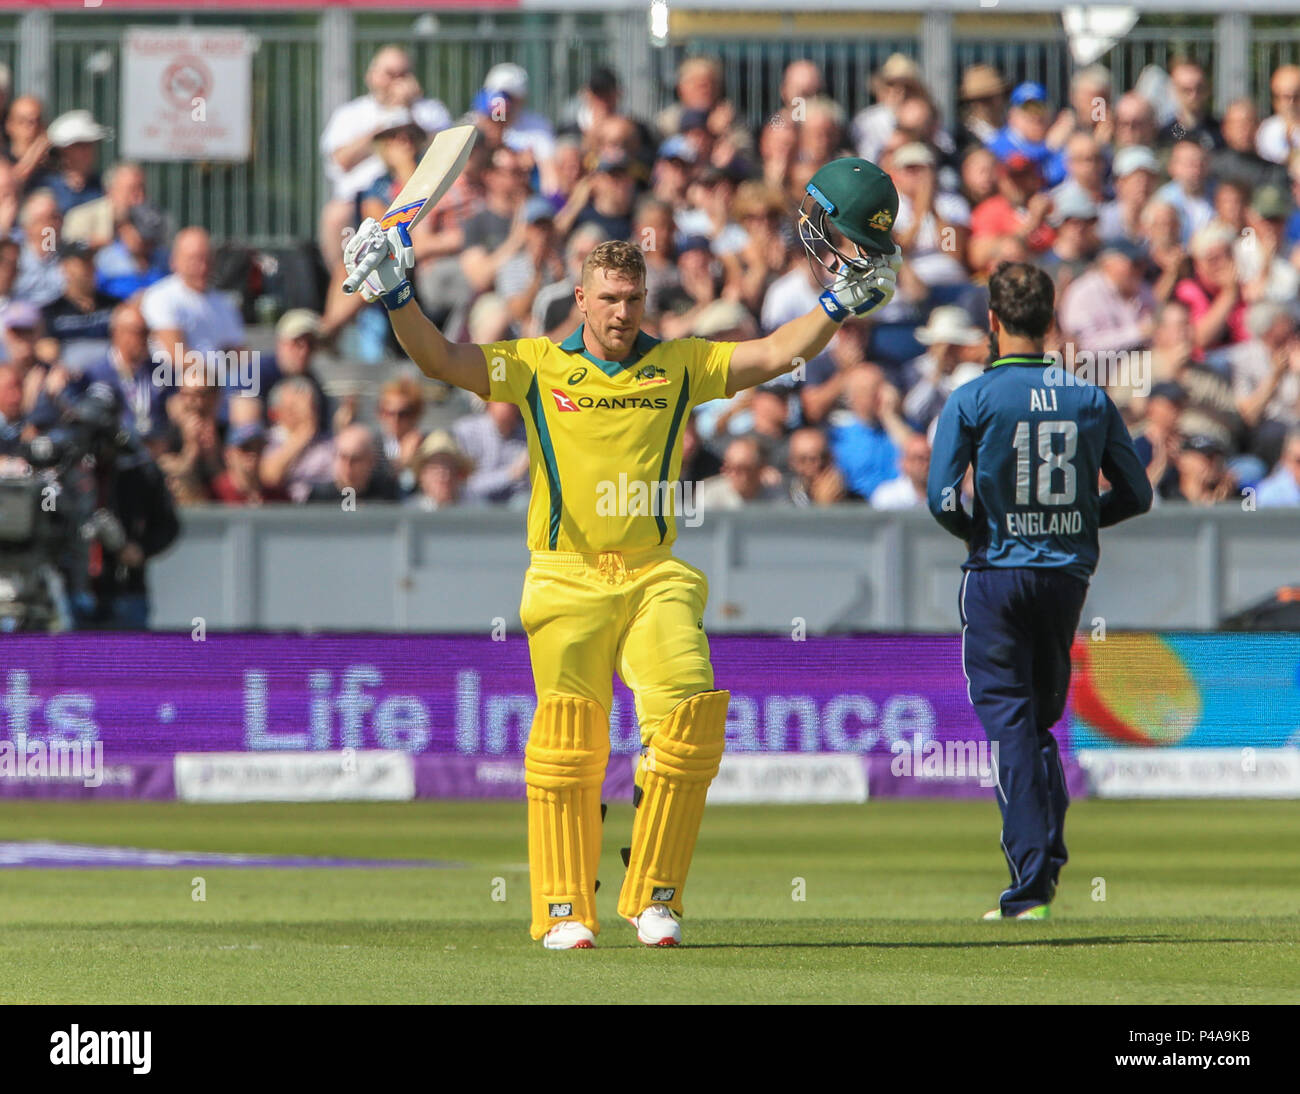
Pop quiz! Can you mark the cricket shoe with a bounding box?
[630,903,681,947]
[982,904,1051,921]
[543,922,595,949]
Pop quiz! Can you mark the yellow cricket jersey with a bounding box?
[481,326,736,553]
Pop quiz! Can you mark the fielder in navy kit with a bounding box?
[926,262,1152,920]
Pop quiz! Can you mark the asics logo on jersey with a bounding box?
[551,389,580,412]
[567,366,588,385]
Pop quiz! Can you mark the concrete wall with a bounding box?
[146,506,1300,633]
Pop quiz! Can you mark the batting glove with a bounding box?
[343,218,416,309]
[818,245,902,322]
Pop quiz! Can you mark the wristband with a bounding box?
[818,289,848,322]
[380,280,414,311]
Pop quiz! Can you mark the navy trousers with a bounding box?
[958,566,1087,915]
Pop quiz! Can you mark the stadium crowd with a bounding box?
[4,45,1300,532]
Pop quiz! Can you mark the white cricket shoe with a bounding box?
[631,904,681,947]
[543,922,595,950]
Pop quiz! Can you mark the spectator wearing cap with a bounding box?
[1099,145,1160,242]
[1235,186,1300,306]
[1257,66,1300,166]
[459,146,532,300]
[408,429,473,511]
[1175,224,1248,351]
[497,195,565,330]
[828,364,915,502]
[376,374,426,495]
[785,426,848,506]
[262,308,330,432]
[871,433,932,510]
[890,141,970,299]
[15,189,64,307]
[141,227,246,382]
[1158,60,1222,153]
[851,53,924,165]
[902,306,986,430]
[1059,239,1157,358]
[530,222,606,339]
[571,152,637,242]
[261,377,334,504]
[212,423,288,505]
[1040,187,1100,294]
[317,45,450,272]
[4,95,51,190]
[44,110,109,215]
[1132,380,1185,494]
[988,83,1066,186]
[478,62,557,176]
[1167,434,1236,504]
[652,134,697,208]
[1113,91,1159,151]
[0,299,46,417]
[695,435,787,510]
[1214,99,1288,193]
[956,65,1007,151]
[969,153,1055,268]
[80,301,167,438]
[308,424,399,504]
[93,205,170,301]
[40,239,120,372]
[1229,301,1300,466]
[1155,140,1214,245]
[1255,429,1300,506]
[452,399,529,505]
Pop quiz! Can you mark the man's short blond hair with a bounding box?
[581,239,646,287]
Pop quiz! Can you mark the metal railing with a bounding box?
[13,8,1300,246]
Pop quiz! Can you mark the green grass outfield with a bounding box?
[1,799,1297,1004]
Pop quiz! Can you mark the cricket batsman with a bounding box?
[926,262,1152,921]
[342,158,900,948]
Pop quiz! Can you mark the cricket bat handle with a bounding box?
[341,247,384,296]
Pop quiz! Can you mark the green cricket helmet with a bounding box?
[798,157,899,285]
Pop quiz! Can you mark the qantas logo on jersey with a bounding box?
[575,395,670,410]
[550,389,580,412]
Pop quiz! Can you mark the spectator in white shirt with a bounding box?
[851,53,924,165]
[1154,140,1214,245]
[317,46,450,271]
[476,63,556,187]
[14,189,64,307]
[870,433,931,510]
[140,227,245,381]
[889,142,971,295]
[1256,65,1300,165]
[1255,429,1300,506]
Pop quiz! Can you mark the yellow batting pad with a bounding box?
[525,695,610,939]
[618,689,730,920]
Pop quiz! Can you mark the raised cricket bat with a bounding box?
[342,123,478,295]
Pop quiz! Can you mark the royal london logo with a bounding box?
[867,208,894,231]
[550,388,580,412]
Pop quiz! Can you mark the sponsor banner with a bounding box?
[121,29,252,161]
[704,753,867,804]
[1078,748,1300,798]
[174,750,414,803]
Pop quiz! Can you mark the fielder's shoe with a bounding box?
[630,903,681,947]
[982,904,1051,921]
[543,922,595,949]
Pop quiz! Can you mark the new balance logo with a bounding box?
[548,902,573,917]
[652,887,676,903]
[550,388,579,412]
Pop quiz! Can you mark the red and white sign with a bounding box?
[121,28,252,162]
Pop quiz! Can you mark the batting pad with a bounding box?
[525,695,610,939]
[618,689,730,920]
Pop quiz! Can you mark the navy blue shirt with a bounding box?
[926,353,1152,582]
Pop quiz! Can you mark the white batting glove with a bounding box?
[343,218,416,306]
[819,248,900,321]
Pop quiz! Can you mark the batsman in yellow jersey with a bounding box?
[342,157,900,948]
